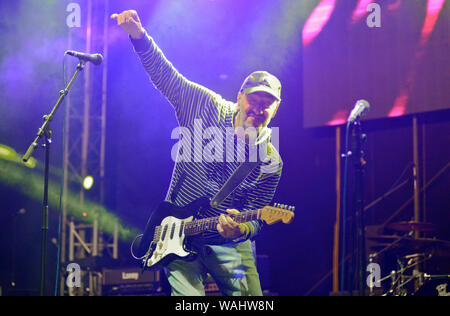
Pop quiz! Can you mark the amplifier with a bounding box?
[102,267,164,296]
[102,267,160,285]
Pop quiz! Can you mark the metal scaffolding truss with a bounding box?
[60,0,116,296]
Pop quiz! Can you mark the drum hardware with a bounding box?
[368,232,414,296]
[371,251,433,296]
[386,221,438,233]
[392,253,431,296]
[368,231,414,260]
[368,234,450,257]
[413,274,450,296]
[366,220,449,296]
[423,273,450,280]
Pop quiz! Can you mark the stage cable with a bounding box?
[54,52,68,296]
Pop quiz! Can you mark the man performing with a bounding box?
[112,10,283,296]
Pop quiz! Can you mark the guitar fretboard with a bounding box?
[184,209,261,236]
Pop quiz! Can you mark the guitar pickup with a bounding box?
[179,221,184,238]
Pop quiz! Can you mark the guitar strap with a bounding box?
[210,161,259,208]
[210,128,274,208]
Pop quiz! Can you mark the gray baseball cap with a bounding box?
[240,71,281,101]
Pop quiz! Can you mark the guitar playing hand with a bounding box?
[217,209,246,239]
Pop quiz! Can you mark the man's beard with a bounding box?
[245,112,265,128]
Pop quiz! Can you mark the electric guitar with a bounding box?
[135,197,295,271]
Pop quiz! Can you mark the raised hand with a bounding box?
[111,10,145,39]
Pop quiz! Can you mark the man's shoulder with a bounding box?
[211,91,238,115]
[199,89,238,124]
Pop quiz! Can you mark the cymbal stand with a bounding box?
[381,252,433,296]
[368,231,414,261]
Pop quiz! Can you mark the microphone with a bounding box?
[65,50,103,65]
[347,99,370,124]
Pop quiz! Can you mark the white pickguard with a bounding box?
[145,216,193,268]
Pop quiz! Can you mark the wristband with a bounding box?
[232,223,249,243]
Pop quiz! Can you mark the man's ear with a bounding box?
[271,101,280,118]
[236,92,243,112]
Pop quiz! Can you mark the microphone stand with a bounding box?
[23,60,86,296]
[350,119,367,296]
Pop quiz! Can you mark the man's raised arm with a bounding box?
[111,10,224,125]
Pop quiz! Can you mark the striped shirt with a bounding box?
[131,33,282,244]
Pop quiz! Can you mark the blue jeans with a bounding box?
[165,240,263,296]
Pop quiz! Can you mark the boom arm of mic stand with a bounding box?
[22,60,85,162]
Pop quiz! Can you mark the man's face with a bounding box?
[237,91,279,130]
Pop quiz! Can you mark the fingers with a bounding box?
[226,209,240,215]
[110,10,140,25]
[217,223,224,235]
[217,213,240,238]
[110,10,144,39]
[220,214,238,229]
[110,11,125,25]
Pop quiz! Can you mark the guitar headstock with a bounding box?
[260,203,295,225]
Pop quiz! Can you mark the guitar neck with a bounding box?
[184,209,261,236]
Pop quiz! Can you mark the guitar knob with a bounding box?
[158,242,163,249]
[147,259,153,267]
